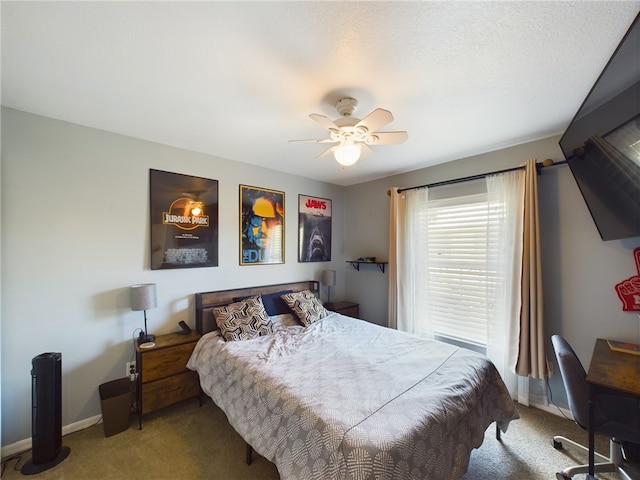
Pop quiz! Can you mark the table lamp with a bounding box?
[131,283,157,347]
[322,270,336,308]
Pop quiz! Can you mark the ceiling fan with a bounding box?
[291,97,408,166]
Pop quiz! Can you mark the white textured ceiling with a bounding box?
[2,1,640,186]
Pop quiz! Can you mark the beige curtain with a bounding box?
[387,187,402,329]
[388,186,427,334]
[515,159,550,378]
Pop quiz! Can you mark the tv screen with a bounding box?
[559,12,640,241]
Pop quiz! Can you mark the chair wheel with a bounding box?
[556,473,571,480]
[553,439,563,450]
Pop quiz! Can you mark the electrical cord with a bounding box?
[131,327,142,346]
[128,332,140,412]
[1,453,24,475]
[0,413,105,477]
[546,375,571,421]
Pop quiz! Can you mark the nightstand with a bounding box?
[135,331,201,428]
[326,301,359,319]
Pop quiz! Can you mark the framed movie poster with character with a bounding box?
[298,194,331,262]
[150,169,218,269]
[240,185,285,265]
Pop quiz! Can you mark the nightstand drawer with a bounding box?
[141,371,200,414]
[141,342,195,382]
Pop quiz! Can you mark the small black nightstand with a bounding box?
[326,301,359,319]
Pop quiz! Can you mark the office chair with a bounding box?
[551,335,640,480]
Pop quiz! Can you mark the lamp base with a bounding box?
[138,332,155,345]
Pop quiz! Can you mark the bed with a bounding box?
[188,280,519,480]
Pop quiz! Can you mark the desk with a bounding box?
[586,338,640,476]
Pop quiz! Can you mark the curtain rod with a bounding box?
[395,159,567,194]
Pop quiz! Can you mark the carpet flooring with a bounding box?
[1,398,635,479]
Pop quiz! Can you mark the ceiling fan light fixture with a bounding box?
[293,97,407,166]
[334,142,361,166]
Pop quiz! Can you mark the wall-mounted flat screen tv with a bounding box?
[559,12,640,241]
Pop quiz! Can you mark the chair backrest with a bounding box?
[551,335,590,429]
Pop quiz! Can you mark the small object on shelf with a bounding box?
[607,339,640,356]
[356,256,376,263]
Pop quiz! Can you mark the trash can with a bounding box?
[99,377,132,437]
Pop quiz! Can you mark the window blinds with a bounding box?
[422,193,496,347]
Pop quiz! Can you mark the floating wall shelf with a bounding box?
[346,261,388,273]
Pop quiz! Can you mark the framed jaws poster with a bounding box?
[298,194,332,262]
[149,169,219,269]
[240,185,285,265]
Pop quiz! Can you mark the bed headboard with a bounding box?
[195,280,319,334]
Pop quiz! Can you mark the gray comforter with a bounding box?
[187,313,519,479]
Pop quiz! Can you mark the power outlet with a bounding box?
[126,361,136,380]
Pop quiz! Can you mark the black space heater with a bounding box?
[21,352,70,475]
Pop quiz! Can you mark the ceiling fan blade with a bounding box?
[316,145,338,159]
[356,108,393,132]
[309,113,339,131]
[360,144,374,157]
[368,131,408,145]
[289,138,337,144]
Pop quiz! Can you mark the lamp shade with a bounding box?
[334,143,361,166]
[322,270,336,287]
[130,284,157,311]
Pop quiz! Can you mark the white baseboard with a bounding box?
[1,415,102,460]
[528,400,574,421]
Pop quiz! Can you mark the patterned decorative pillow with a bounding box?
[281,290,329,326]
[213,296,274,341]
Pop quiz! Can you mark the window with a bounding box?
[418,193,497,353]
[394,169,525,395]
